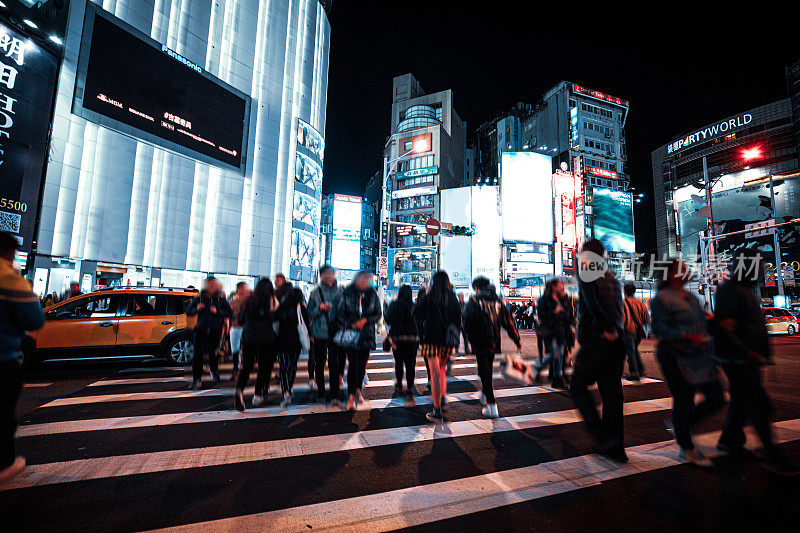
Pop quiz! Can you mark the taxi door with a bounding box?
[115,293,177,354]
[36,293,122,356]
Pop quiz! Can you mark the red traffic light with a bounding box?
[741,146,762,162]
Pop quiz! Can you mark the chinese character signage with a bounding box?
[0,23,59,253]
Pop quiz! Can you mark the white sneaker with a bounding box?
[490,403,499,418]
[0,456,26,489]
[482,403,499,419]
[681,448,713,468]
[479,392,487,406]
[251,394,264,407]
[280,393,292,407]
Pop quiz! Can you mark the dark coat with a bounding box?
[238,296,279,346]
[186,290,232,336]
[412,291,462,347]
[711,279,770,365]
[384,298,418,343]
[537,293,576,345]
[577,271,622,342]
[463,289,520,354]
[336,284,382,350]
[276,289,310,353]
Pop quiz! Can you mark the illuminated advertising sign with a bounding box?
[291,119,324,281]
[391,185,437,199]
[593,188,635,253]
[440,188,472,288]
[398,132,432,157]
[0,22,58,253]
[667,113,753,154]
[570,107,579,148]
[297,119,324,164]
[396,165,438,179]
[500,152,553,243]
[585,167,618,180]
[331,194,362,271]
[572,84,629,107]
[74,5,251,172]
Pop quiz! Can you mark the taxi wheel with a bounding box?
[166,336,194,365]
[788,325,796,336]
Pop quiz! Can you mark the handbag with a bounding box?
[297,303,311,352]
[435,303,460,348]
[333,328,361,349]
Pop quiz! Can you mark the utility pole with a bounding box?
[768,171,785,296]
[702,156,716,310]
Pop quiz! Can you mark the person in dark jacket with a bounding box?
[413,271,462,423]
[234,278,279,411]
[651,259,724,468]
[535,278,575,389]
[186,276,233,389]
[307,265,344,403]
[569,239,628,463]
[463,276,520,418]
[385,285,419,400]
[0,232,46,488]
[276,287,310,407]
[336,272,382,410]
[712,253,799,476]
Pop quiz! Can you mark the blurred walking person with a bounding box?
[463,276,521,418]
[307,265,344,404]
[228,281,252,382]
[186,276,232,389]
[622,283,650,381]
[458,292,471,354]
[276,287,310,407]
[413,271,461,424]
[234,278,279,411]
[651,259,724,468]
[385,285,419,400]
[0,233,45,489]
[534,278,575,389]
[569,240,628,463]
[712,253,800,476]
[336,272,382,410]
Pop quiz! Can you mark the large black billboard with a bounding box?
[73,5,250,172]
[0,21,59,254]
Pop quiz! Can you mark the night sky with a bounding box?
[321,3,797,254]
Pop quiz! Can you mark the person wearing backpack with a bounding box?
[463,276,521,418]
[234,278,279,411]
[307,265,344,404]
[535,278,575,389]
[276,287,311,407]
[384,284,419,400]
[621,283,650,381]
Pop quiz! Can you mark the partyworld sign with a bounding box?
[667,113,753,154]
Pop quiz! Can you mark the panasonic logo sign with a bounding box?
[667,113,753,154]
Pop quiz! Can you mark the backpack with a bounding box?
[474,297,497,348]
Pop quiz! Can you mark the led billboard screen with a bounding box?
[501,152,553,243]
[592,187,635,253]
[332,195,362,271]
[74,5,250,172]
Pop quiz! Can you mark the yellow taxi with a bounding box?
[23,287,198,366]
[763,307,798,336]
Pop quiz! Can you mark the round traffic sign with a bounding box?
[425,218,441,236]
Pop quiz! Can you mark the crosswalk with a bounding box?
[8,348,800,531]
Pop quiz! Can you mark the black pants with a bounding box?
[393,342,418,391]
[193,330,222,381]
[475,350,496,403]
[237,341,276,395]
[570,336,626,451]
[535,329,544,363]
[0,360,22,469]
[346,348,369,395]
[278,351,300,395]
[657,351,724,451]
[624,332,645,377]
[720,363,780,459]
[313,339,341,399]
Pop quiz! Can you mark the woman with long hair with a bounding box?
[276,287,311,407]
[534,278,574,389]
[413,271,462,423]
[235,278,279,411]
[384,284,419,401]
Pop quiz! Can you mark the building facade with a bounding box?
[381,73,466,292]
[31,0,330,296]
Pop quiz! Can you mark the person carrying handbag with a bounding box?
[307,265,344,404]
[275,287,311,407]
[384,284,419,400]
[621,283,650,381]
[335,271,381,410]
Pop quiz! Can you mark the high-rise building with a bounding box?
[30,0,330,295]
[381,74,465,292]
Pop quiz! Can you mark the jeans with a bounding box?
[570,336,626,450]
[537,338,564,381]
[230,326,243,371]
[623,332,645,377]
[475,350,496,403]
[656,351,725,451]
[278,351,299,395]
[193,330,222,382]
[393,342,418,391]
[237,341,276,395]
[720,363,780,459]
[313,339,341,399]
[0,360,22,469]
[346,348,370,395]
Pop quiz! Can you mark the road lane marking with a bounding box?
[9,397,675,489]
[147,419,800,533]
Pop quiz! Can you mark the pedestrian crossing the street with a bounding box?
[7,350,800,531]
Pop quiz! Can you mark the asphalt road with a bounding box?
[3,332,800,532]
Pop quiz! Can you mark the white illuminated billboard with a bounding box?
[331,194,362,271]
[593,188,635,253]
[501,152,553,243]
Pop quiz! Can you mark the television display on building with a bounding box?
[592,187,635,253]
[500,152,553,243]
[73,5,251,172]
[331,194,362,271]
